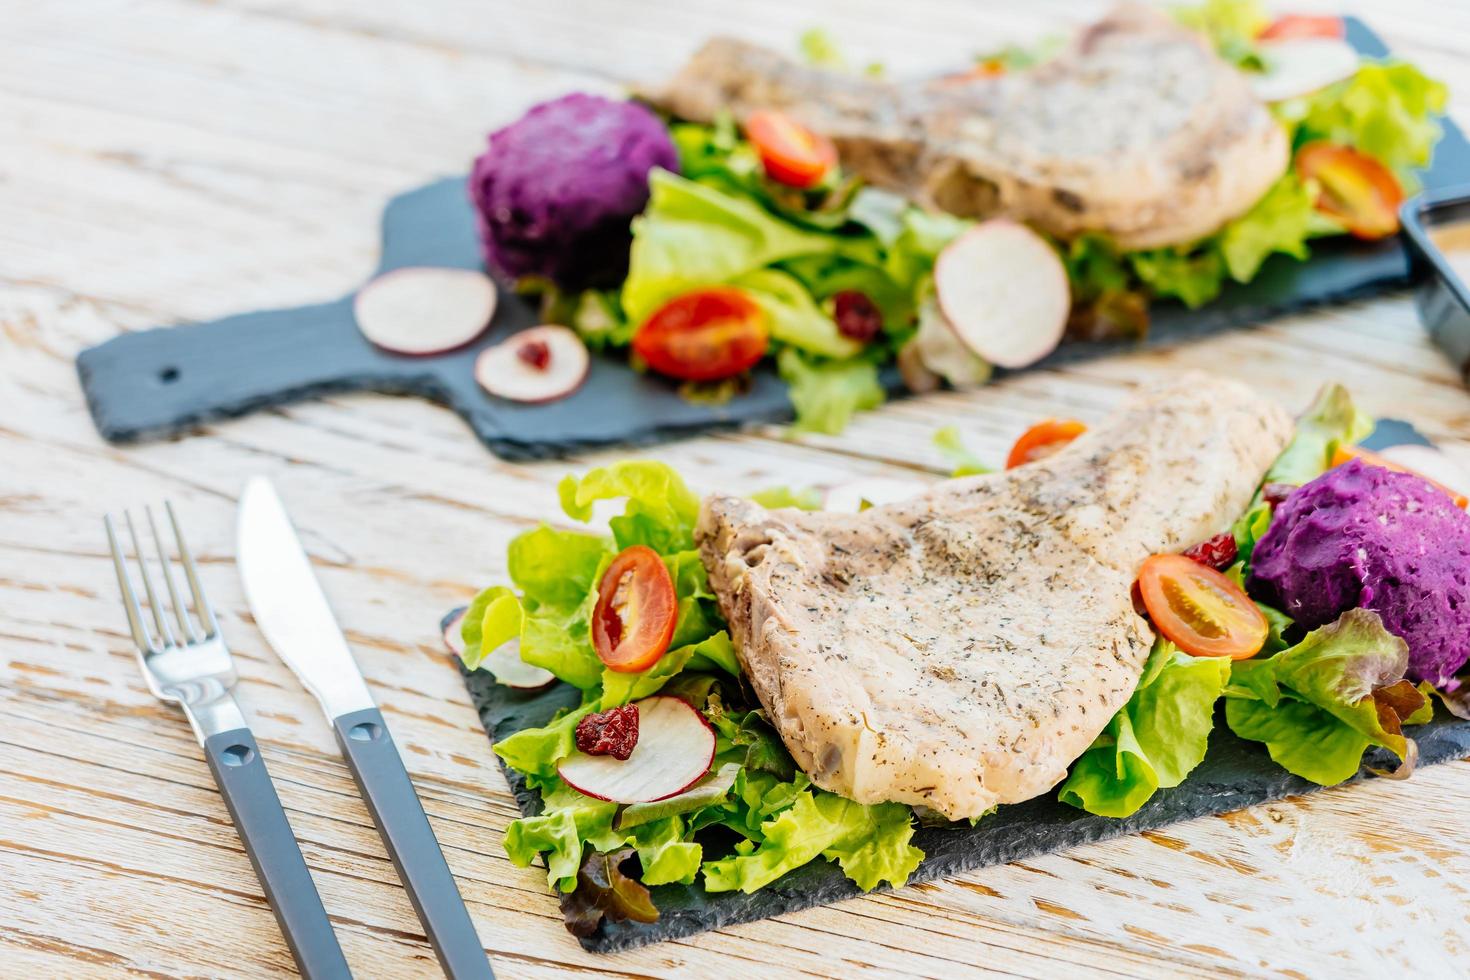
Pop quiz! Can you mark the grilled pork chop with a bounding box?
[697,375,1292,819]
[651,4,1288,249]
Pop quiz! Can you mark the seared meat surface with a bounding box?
[651,4,1288,249]
[697,375,1292,819]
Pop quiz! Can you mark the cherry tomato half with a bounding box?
[1136,553,1268,660]
[1258,14,1344,41]
[1295,141,1405,240]
[1006,419,1088,469]
[632,287,769,382]
[1332,445,1469,509]
[744,110,838,189]
[592,545,677,674]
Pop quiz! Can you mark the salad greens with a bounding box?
[470,460,923,919]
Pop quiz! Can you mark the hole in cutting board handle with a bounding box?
[158,366,180,385]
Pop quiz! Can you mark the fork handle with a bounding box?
[204,728,352,979]
[332,708,493,980]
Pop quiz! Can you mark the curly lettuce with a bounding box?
[1059,640,1232,817]
[1225,609,1430,784]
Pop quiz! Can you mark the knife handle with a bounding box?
[203,728,352,980]
[332,708,493,980]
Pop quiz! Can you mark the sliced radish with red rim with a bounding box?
[557,695,715,804]
[934,221,1070,369]
[440,606,555,689]
[354,267,497,355]
[482,637,556,690]
[1251,38,1359,103]
[475,325,589,403]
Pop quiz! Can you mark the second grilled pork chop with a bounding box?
[651,4,1288,250]
[697,375,1292,819]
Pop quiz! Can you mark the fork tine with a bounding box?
[105,514,158,653]
[148,505,200,643]
[126,510,176,648]
[168,501,219,637]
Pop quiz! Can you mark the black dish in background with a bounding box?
[76,19,1470,461]
[1401,186,1470,384]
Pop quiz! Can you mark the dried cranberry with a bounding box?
[574,704,639,760]
[1261,482,1297,507]
[832,290,883,343]
[1181,531,1238,570]
[517,338,552,370]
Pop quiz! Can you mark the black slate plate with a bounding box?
[77,20,1470,461]
[449,421,1470,953]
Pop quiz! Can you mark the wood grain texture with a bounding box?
[2,1,1469,976]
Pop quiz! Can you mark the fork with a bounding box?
[105,504,351,979]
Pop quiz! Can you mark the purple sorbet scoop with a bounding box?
[468,93,678,290]
[1250,458,1470,687]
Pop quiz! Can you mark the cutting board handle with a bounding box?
[77,297,407,443]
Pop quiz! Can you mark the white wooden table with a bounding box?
[4,1,1470,976]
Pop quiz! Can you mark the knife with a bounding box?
[237,477,494,980]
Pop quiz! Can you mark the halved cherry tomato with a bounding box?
[1258,14,1344,41]
[1136,553,1268,660]
[1332,445,1469,508]
[745,110,838,189]
[1006,419,1087,469]
[1295,141,1405,240]
[632,287,768,382]
[592,545,677,673]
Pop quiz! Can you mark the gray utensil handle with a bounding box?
[203,728,352,979]
[333,708,493,979]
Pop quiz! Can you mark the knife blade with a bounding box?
[237,477,493,980]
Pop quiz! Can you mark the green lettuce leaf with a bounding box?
[777,347,885,435]
[507,525,610,610]
[932,426,990,476]
[1263,382,1374,487]
[1232,382,1373,564]
[682,630,741,676]
[558,460,701,554]
[495,701,602,780]
[1059,640,1232,817]
[1129,247,1227,308]
[1225,609,1426,784]
[622,169,839,323]
[459,585,507,669]
[1289,63,1448,172]
[1219,174,1314,282]
[748,485,823,510]
[702,790,921,893]
[627,816,703,886]
[1171,0,1269,67]
[735,267,863,359]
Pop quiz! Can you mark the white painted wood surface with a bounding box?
[3,1,1469,976]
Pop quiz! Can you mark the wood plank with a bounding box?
[5,1,1470,976]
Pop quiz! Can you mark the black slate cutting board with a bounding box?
[450,421,1470,954]
[77,21,1470,460]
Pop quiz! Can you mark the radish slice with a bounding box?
[1379,444,1470,500]
[934,220,1070,369]
[482,637,557,690]
[896,340,941,394]
[557,696,715,803]
[1251,38,1359,103]
[441,608,467,657]
[440,605,555,688]
[825,477,928,513]
[475,325,589,403]
[354,267,497,355]
[914,294,992,387]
